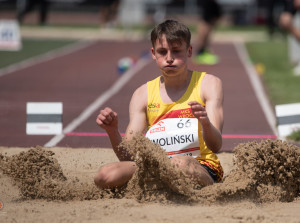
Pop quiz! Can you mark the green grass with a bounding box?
[0,39,76,69]
[286,130,300,141]
[246,39,300,105]
[216,25,266,32]
[22,24,100,29]
[22,24,153,32]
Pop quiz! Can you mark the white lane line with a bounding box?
[234,42,278,136]
[0,40,94,78]
[44,55,152,147]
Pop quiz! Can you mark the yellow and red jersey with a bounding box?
[146,71,223,182]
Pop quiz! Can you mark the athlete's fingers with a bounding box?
[102,107,114,118]
[193,110,207,118]
[193,109,207,115]
[97,108,117,125]
[110,111,117,120]
[189,101,205,112]
[103,107,118,121]
[96,113,107,126]
[188,101,203,107]
[191,105,205,112]
[188,101,199,106]
[96,115,105,127]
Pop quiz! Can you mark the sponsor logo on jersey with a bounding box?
[148,103,160,109]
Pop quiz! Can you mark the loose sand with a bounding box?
[0,137,299,223]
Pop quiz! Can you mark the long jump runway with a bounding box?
[0,40,276,151]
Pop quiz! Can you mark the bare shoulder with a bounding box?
[132,83,147,98]
[201,73,223,101]
[203,73,222,85]
[135,83,147,93]
[130,83,148,108]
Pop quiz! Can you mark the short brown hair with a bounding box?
[151,20,191,49]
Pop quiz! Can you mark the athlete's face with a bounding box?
[151,35,192,77]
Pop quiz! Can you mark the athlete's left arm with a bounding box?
[189,74,224,153]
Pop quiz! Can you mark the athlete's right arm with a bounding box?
[124,84,148,142]
[96,107,124,159]
[96,84,147,161]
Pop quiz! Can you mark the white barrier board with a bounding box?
[275,103,300,137]
[26,102,63,135]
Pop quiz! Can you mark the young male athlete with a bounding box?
[94,20,224,189]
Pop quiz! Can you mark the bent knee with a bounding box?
[94,166,113,188]
[94,164,125,188]
[170,155,191,169]
[94,162,136,188]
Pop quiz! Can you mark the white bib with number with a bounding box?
[145,118,200,158]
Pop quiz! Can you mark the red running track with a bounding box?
[0,40,276,151]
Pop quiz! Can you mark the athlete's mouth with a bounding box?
[165,65,176,68]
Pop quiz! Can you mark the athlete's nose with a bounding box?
[166,51,174,63]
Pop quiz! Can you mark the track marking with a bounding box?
[234,42,278,136]
[65,132,277,139]
[44,55,152,147]
[0,40,94,78]
[222,134,277,139]
[66,132,125,137]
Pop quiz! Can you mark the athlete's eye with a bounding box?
[157,49,167,55]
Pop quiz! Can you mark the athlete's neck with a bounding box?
[161,70,192,90]
[159,70,193,103]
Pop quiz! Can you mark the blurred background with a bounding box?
[0,0,300,146]
[0,0,284,28]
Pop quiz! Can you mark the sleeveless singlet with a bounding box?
[145,71,223,182]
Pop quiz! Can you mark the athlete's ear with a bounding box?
[151,47,156,60]
[188,45,192,57]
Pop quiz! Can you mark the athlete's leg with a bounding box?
[196,0,222,54]
[170,155,214,186]
[39,0,49,25]
[194,0,222,65]
[196,19,212,54]
[94,161,137,188]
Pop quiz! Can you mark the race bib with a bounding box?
[146,118,200,158]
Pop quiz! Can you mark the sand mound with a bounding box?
[228,140,299,202]
[121,135,196,203]
[197,140,300,203]
[0,147,113,201]
[123,136,300,203]
[0,137,299,204]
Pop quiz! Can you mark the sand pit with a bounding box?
[0,138,300,223]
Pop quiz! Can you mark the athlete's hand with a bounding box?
[96,107,118,132]
[188,101,209,124]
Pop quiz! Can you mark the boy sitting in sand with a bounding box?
[94,20,224,188]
